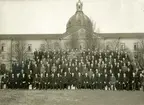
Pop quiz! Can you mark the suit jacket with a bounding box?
[1,77,8,84]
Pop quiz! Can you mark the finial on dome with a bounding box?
[76,0,83,12]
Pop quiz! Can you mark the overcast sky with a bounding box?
[0,0,144,34]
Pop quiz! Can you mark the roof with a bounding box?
[0,33,144,40]
[97,33,144,39]
[0,34,63,40]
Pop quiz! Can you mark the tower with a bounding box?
[76,0,83,12]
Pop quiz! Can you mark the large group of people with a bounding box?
[1,49,144,91]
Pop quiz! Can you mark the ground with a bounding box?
[0,90,144,105]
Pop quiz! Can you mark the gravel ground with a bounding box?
[0,89,144,105]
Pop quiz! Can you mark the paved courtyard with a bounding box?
[0,90,144,105]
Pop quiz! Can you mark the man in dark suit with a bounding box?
[132,72,136,91]
[50,73,56,89]
[76,72,83,89]
[83,73,90,89]
[1,74,8,89]
[116,73,123,90]
[142,74,144,91]
[9,73,15,89]
[33,74,39,89]
[44,73,50,89]
[62,72,68,89]
[104,73,110,90]
[91,73,96,89]
[20,71,27,89]
[70,73,77,89]
[122,73,128,90]
[27,74,33,89]
[56,73,62,89]
[97,73,103,90]
[39,73,45,90]
[15,73,21,89]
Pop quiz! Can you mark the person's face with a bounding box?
[78,73,81,76]
[85,73,88,76]
[35,74,38,77]
[128,69,130,72]
[28,75,31,78]
[12,74,14,78]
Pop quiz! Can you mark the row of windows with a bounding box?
[1,44,33,52]
[0,43,140,52]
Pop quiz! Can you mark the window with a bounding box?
[1,43,5,52]
[2,55,5,59]
[120,43,125,50]
[106,45,109,50]
[40,44,45,51]
[15,43,19,52]
[28,44,32,52]
[134,43,138,51]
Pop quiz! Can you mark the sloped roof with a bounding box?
[97,33,144,39]
[0,34,63,40]
[0,33,144,40]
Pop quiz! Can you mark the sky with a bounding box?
[0,0,144,34]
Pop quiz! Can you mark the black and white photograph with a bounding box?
[0,0,144,105]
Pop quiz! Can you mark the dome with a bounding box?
[66,0,93,33]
